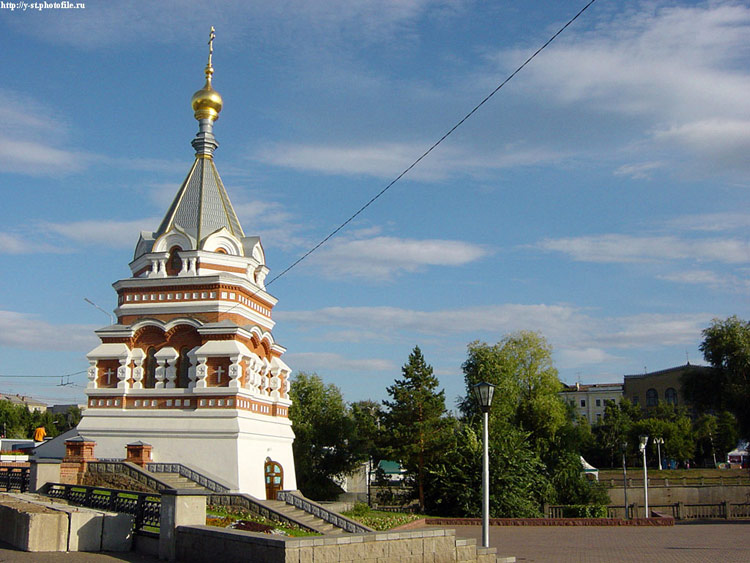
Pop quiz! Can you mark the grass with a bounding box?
[342,503,424,531]
[206,505,320,537]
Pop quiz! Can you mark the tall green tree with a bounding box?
[288,372,364,500]
[382,346,448,512]
[593,399,639,468]
[349,400,386,465]
[461,332,567,457]
[687,316,750,436]
[459,333,605,514]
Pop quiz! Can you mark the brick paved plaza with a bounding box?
[2,522,750,561]
[450,521,750,562]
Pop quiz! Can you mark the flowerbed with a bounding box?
[342,503,424,531]
[206,505,319,537]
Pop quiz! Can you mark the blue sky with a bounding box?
[1,1,749,409]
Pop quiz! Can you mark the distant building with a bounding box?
[47,404,87,415]
[0,393,47,413]
[559,382,623,424]
[622,363,713,413]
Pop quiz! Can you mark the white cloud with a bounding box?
[537,234,750,264]
[498,2,750,175]
[0,310,97,351]
[557,347,621,369]
[658,269,750,293]
[654,119,750,173]
[253,141,564,181]
[278,303,588,342]
[307,236,488,280]
[667,212,750,233]
[42,218,160,249]
[14,0,450,49]
[595,313,709,349]
[0,232,67,255]
[614,161,663,180]
[278,304,711,371]
[283,352,396,373]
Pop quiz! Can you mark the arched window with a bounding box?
[177,347,191,388]
[665,388,678,405]
[166,246,182,276]
[145,348,157,388]
[646,388,658,407]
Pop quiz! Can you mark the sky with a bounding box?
[1,0,749,410]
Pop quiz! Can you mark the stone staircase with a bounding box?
[149,471,208,491]
[260,499,345,535]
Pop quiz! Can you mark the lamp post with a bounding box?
[654,437,664,470]
[621,441,629,519]
[472,381,495,548]
[639,435,649,517]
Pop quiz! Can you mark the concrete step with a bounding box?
[259,499,346,535]
[146,472,208,491]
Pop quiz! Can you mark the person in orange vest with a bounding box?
[33,426,47,442]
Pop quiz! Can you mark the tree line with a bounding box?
[0,401,81,444]
[289,316,749,516]
[289,332,609,516]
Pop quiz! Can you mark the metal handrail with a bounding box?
[146,462,231,493]
[44,482,161,534]
[0,466,30,492]
[277,490,374,534]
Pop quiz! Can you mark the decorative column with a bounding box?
[117,353,132,389]
[131,348,145,389]
[86,361,98,389]
[156,347,179,389]
[228,356,242,388]
[193,357,208,388]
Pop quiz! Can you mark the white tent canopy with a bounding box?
[580,456,599,481]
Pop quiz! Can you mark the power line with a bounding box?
[265,0,599,287]
[0,370,87,379]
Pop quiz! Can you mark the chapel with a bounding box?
[76,29,296,498]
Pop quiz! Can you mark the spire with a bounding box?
[190,26,223,157]
[147,28,245,250]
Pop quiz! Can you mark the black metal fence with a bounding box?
[45,483,161,535]
[0,466,29,492]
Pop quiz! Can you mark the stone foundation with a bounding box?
[176,526,508,563]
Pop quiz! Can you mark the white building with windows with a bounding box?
[559,382,623,424]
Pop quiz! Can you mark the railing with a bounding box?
[87,460,231,493]
[548,502,750,520]
[606,475,750,487]
[0,466,29,492]
[44,483,161,535]
[87,461,172,492]
[209,493,324,534]
[277,490,374,534]
[147,462,231,493]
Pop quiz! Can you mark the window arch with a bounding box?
[145,347,157,388]
[646,388,658,407]
[166,246,182,276]
[665,387,678,405]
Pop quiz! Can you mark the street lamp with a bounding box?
[639,435,649,517]
[621,442,629,519]
[654,437,664,470]
[472,381,495,548]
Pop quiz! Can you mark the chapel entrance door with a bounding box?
[264,459,283,500]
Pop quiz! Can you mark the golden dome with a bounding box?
[192,27,222,121]
[192,78,223,121]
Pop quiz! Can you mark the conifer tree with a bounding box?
[383,346,447,511]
